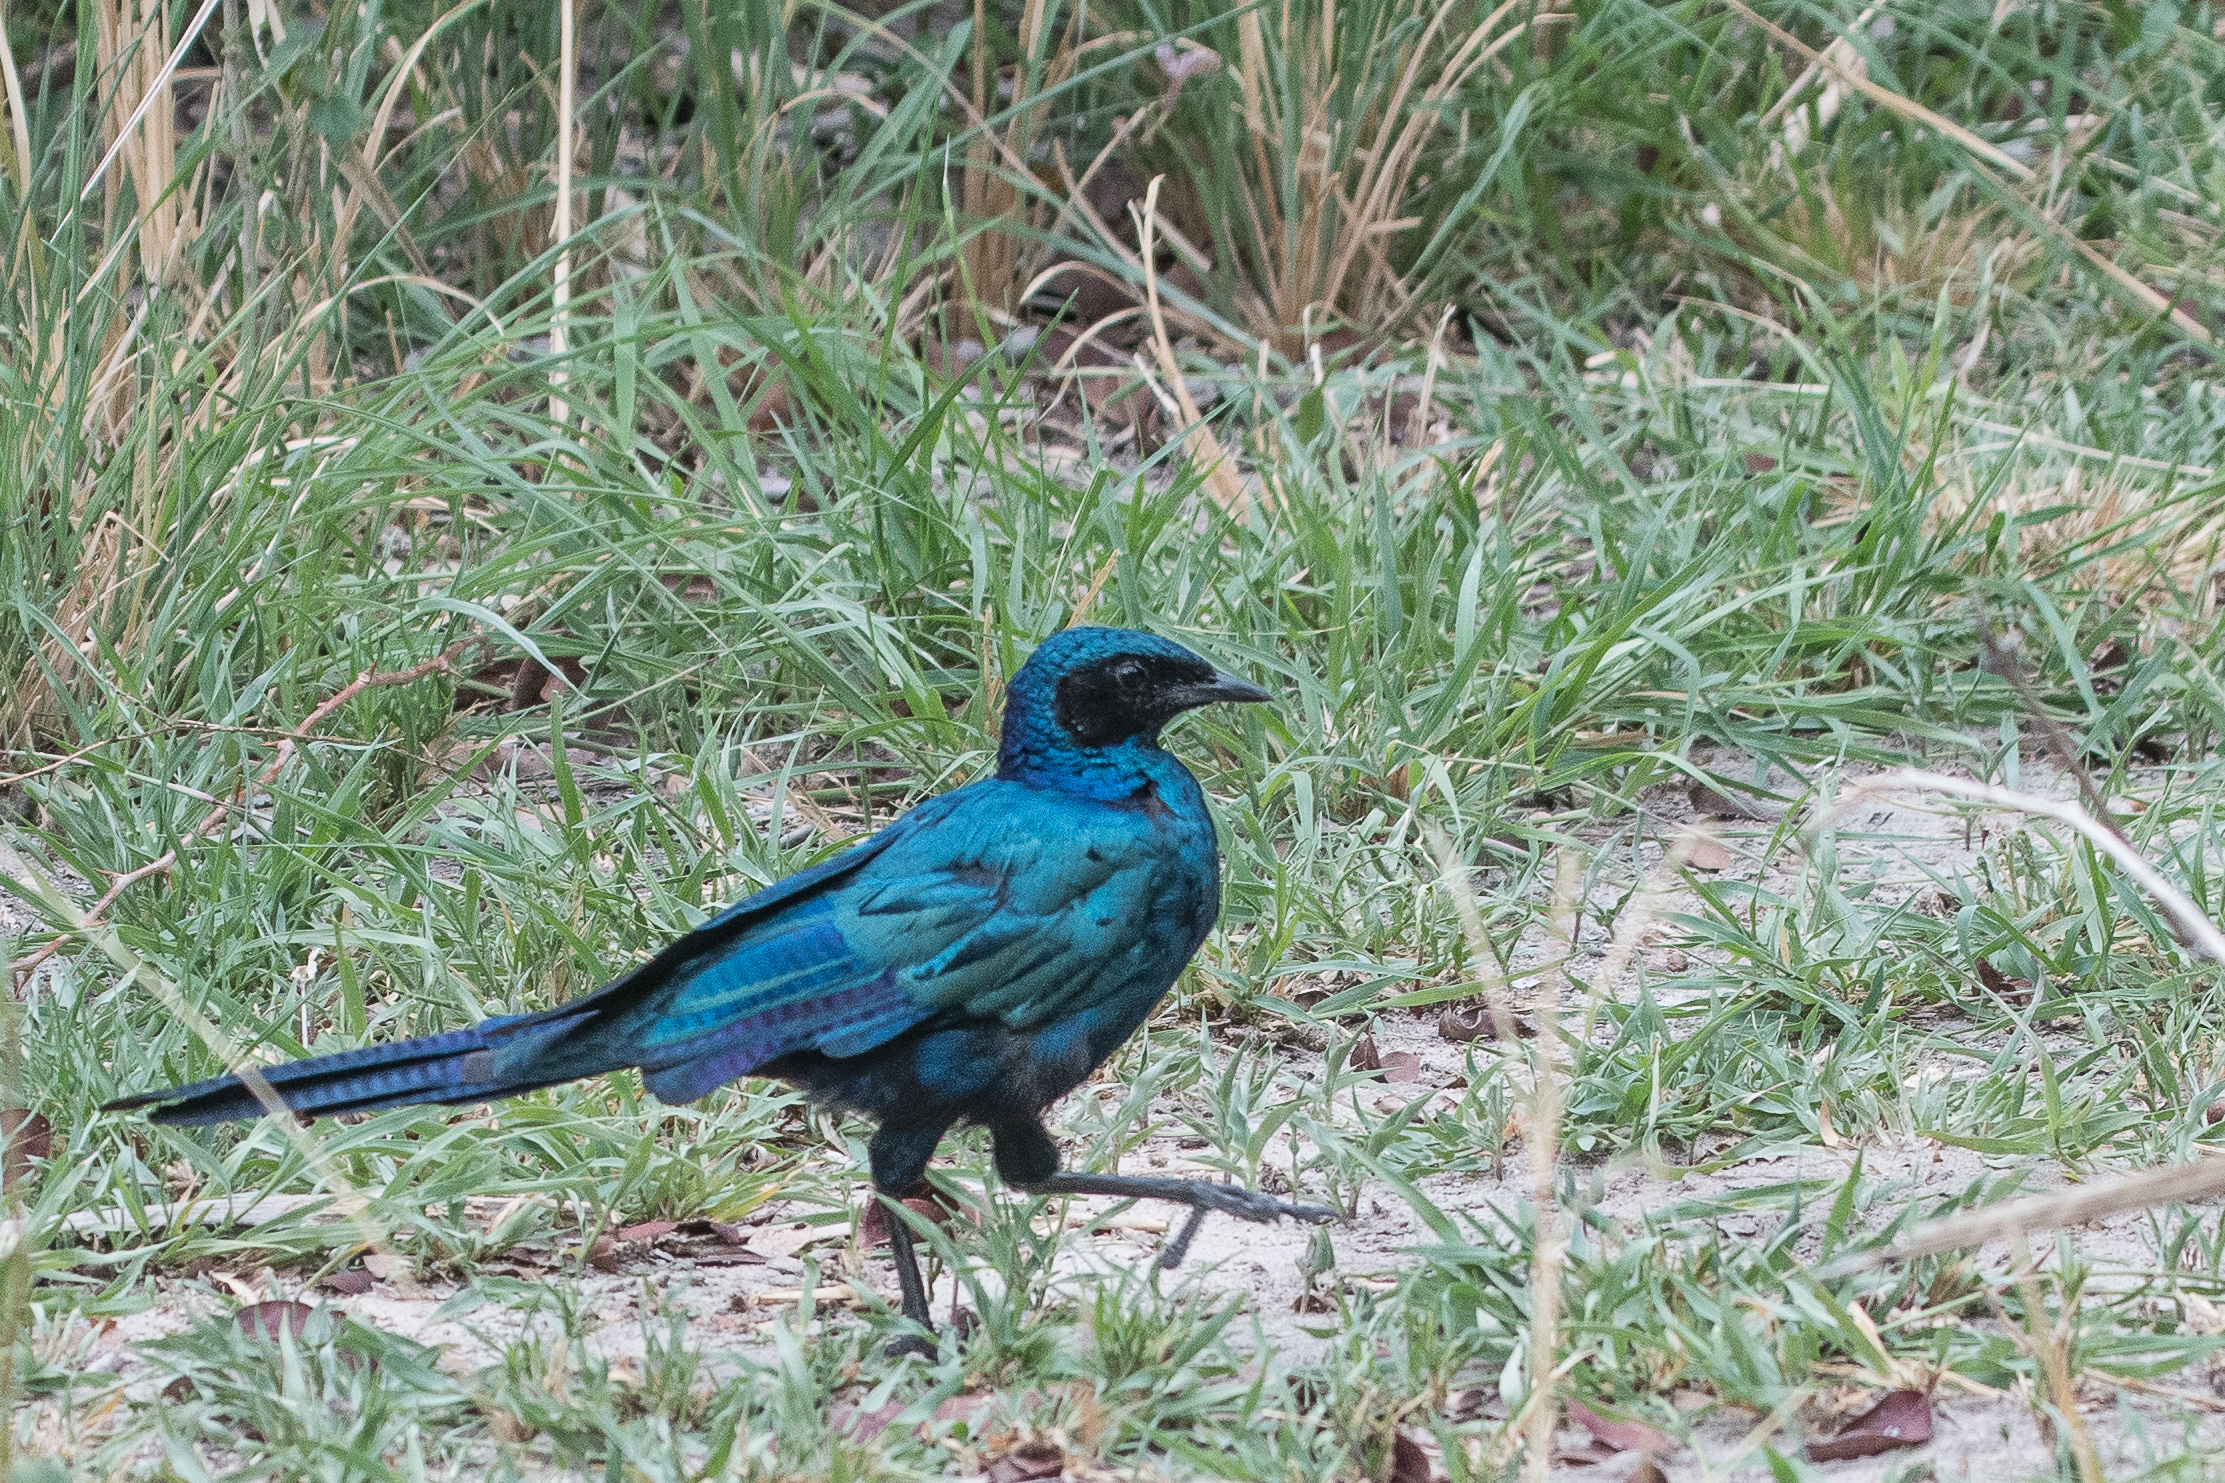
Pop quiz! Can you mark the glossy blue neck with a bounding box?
[995,683,1170,799]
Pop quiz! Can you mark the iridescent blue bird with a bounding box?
[108,627,1335,1350]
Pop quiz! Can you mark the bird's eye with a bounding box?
[1112,658,1145,686]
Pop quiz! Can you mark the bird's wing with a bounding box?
[555,781,1192,1104]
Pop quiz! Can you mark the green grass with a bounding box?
[9,0,2225,1477]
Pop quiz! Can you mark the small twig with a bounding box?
[9,642,479,993]
[0,739,120,789]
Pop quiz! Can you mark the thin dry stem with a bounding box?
[1828,1154,2225,1275]
[1134,176,1251,516]
[1522,846,1579,1482]
[548,0,576,427]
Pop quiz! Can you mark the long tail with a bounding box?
[102,1000,617,1127]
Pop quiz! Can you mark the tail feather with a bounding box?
[102,1007,607,1127]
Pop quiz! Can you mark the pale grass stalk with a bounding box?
[0,0,31,212]
[1522,847,1579,1482]
[955,0,1068,319]
[1755,3,1878,130]
[1427,824,1707,1472]
[1841,771,2225,962]
[1402,304,1454,450]
[549,0,576,428]
[1826,1148,2225,1275]
[1812,770,2225,1277]
[82,0,221,215]
[1134,176,1251,516]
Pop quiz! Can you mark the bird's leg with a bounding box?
[880,1205,938,1358]
[869,1121,954,1359]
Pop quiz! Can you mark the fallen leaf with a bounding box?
[361,1253,411,1283]
[1683,836,1736,872]
[985,1441,1066,1483]
[752,1221,844,1259]
[1550,1439,1620,1466]
[584,1234,619,1272]
[1347,1035,1383,1073]
[1807,1388,1932,1462]
[2183,1292,2225,1335]
[1628,1463,1669,1483]
[1569,1398,1672,1455]
[1974,959,2033,1000]
[931,1392,994,1429]
[696,1248,769,1268]
[2,1108,52,1183]
[861,1191,964,1247]
[319,1269,375,1296]
[1438,1004,1528,1042]
[1686,779,1749,818]
[1154,39,1221,82]
[1379,1051,1422,1084]
[1385,1430,1433,1483]
[236,1300,316,1343]
[835,1398,906,1440]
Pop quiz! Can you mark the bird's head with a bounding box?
[997,627,1270,778]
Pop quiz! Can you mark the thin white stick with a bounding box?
[548,0,576,429]
[1842,770,2225,963]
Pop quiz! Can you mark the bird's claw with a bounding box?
[885,1332,937,1360]
[1195,1185,1341,1225]
[1156,1186,1342,1270]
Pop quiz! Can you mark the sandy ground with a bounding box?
[15,751,2225,1478]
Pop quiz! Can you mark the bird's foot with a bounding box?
[1025,1171,1341,1270]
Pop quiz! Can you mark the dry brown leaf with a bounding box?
[985,1441,1066,1483]
[1684,837,1736,872]
[1568,1398,1672,1455]
[1384,1429,1432,1483]
[2,1107,52,1184]
[1379,1051,1423,1084]
[1807,1389,1932,1461]
[236,1300,315,1342]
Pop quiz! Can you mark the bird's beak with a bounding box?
[1171,671,1273,710]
